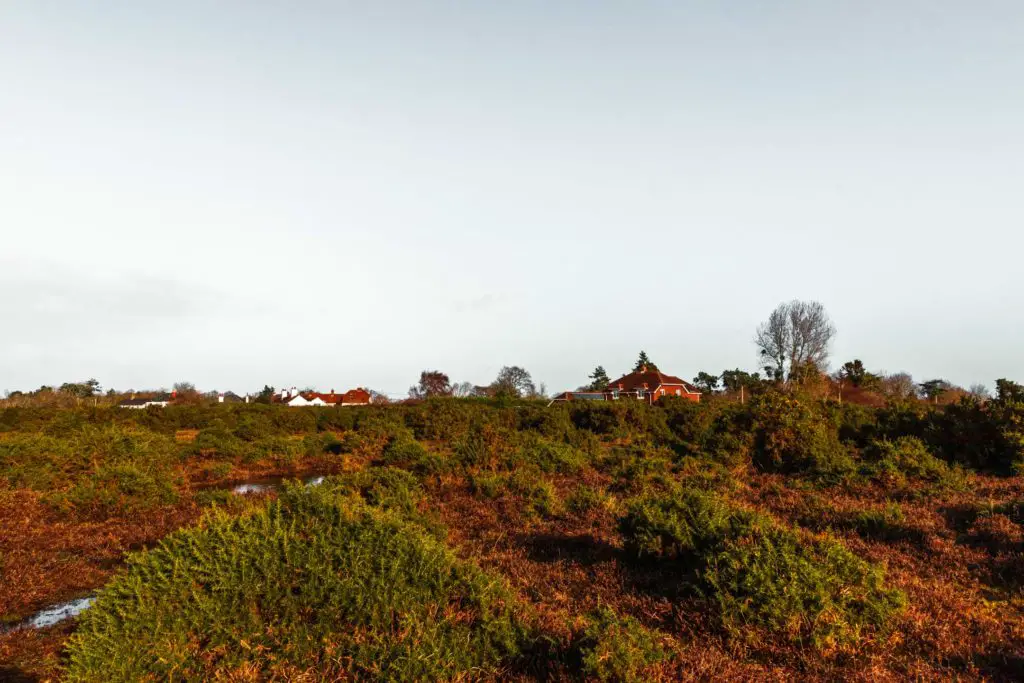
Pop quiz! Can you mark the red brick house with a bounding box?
[608,366,701,403]
[551,365,701,405]
[276,387,372,407]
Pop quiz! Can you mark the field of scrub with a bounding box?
[1,395,1024,681]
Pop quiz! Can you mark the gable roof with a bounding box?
[608,367,701,394]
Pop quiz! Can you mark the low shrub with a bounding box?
[513,434,589,474]
[620,487,905,649]
[566,484,615,516]
[48,464,179,518]
[323,468,425,519]
[620,486,766,559]
[469,470,561,518]
[750,393,855,481]
[65,487,533,681]
[705,527,906,649]
[851,502,907,539]
[576,606,668,682]
[381,437,448,476]
[862,437,967,490]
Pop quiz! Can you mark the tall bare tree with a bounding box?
[755,300,836,382]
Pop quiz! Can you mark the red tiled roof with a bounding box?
[608,368,701,394]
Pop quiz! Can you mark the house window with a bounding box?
[636,390,644,399]
[676,389,681,395]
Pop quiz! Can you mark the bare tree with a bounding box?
[879,372,916,400]
[368,390,391,405]
[755,300,836,382]
[968,383,991,400]
[451,381,475,398]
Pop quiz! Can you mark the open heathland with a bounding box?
[2,392,1024,680]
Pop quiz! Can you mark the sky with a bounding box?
[2,1,1023,398]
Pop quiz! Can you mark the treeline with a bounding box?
[4,377,1023,477]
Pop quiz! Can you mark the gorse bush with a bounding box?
[469,470,561,518]
[620,487,905,649]
[323,468,426,519]
[851,502,908,539]
[65,486,532,681]
[381,436,448,476]
[566,483,615,516]
[576,606,668,682]
[862,437,966,489]
[513,433,589,474]
[705,527,906,649]
[620,485,766,559]
[750,392,855,480]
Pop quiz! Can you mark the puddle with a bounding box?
[6,596,95,632]
[230,473,327,495]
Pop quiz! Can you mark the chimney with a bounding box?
[642,383,649,390]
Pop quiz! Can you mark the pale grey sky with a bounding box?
[2,1,1022,397]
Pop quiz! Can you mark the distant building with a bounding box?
[217,391,246,404]
[276,387,371,407]
[118,393,171,409]
[551,365,701,405]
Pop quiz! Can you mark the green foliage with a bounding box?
[620,487,905,649]
[65,487,532,681]
[323,468,426,519]
[705,528,906,649]
[750,392,855,480]
[851,502,907,539]
[48,463,179,518]
[862,437,966,489]
[513,433,589,474]
[566,484,614,516]
[381,436,448,476]
[620,486,766,559]
[469,470,560,518]
[588,365,611,391]
[633,351,657,372]
[693,371,720,394]
[188,425,245,459]
[576,606,668,682]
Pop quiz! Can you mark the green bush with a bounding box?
[851,502,908,539]
[705,527,906,649]
[381,437,448,476]
[620,486,766,559]
[863,437,967,489]
[750,393,855,480]
[65,487,532,681]
[566,484,614,516]
[49,463,179,518]
[248,436,303,467]
[469,470,560,518]
[188,426,245,460]
[323,468,425,519]
[513,434,589,474]
[620,487,905,649]
[576,606,668,682]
